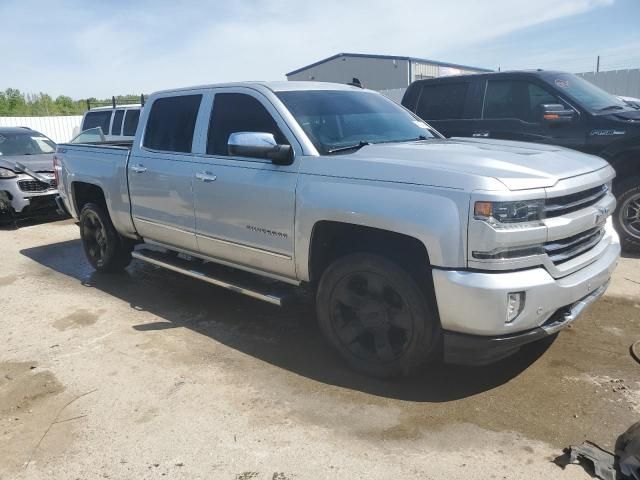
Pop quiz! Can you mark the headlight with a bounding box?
[0,167,17,179]
[474,199,544,225]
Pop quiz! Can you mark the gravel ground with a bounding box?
[1,219,639,480]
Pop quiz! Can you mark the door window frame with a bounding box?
[192,86,304,166]
[480,77,581,123]
[139,90,206,157]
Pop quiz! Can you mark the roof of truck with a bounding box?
[153,81,368,96]
[87,104,142,111]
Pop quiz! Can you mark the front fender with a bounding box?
[294,176,470,281]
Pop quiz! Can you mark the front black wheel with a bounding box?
[614,177,640,253]
[316,253,440,378]
[79,203,132,272]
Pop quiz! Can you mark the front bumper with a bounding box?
[432,226,620,365]
[0,174,58,214]
[442,281,609,365]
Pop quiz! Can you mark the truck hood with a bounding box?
[0,154,55,173]
[303,138,610,191]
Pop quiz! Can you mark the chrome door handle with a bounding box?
[131,164,147,173]
[472,132,490,138]
[196,171,217,183]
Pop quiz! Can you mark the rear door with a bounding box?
[412,80,479,137]
[476,77,583,147]
[191,88,299,279]
[128,93,203,252]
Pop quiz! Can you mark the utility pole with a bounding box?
[596,55,600,73]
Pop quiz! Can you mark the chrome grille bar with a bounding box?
[544,227,605,264]
[544,184,607,217]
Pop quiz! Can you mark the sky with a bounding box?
[2,0,639,98]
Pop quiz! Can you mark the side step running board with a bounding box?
[131,249,290,306]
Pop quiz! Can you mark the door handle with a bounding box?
[196,171,217,183]
[472,132,490,138]
[131,164,147,173]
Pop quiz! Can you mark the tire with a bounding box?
[316,253,440,378]
[613,176,640,254]
[79,203,132,272]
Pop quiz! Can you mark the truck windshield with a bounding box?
[277,90,438,155]
[0,132,56,156]
[544,73,629,113]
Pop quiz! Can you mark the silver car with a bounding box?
[0,127,59,222]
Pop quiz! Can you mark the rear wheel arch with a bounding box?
[72,182,108,216]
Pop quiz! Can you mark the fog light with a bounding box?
[506,292,525,323]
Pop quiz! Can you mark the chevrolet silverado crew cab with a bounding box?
[401,70,640,252]
[55,81,620,378]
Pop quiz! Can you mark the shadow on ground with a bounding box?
[1,211,68,230]
[20,239,553,402]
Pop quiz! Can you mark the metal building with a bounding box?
[286,52,492,90]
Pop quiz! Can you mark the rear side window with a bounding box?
[484,81,521,120]
[416,83,469,120]
[82,111,112,134]
[111,110,124,135]
[123,109,140,136]
[143,96,202,153]
[207,93,288,156]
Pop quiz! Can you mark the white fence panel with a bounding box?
[577,69,640,98]
[0,116,82,143]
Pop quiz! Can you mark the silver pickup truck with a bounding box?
[55,81,620,378]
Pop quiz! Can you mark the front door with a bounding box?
[129,94,203,252]
[475,78,583,149]
[192,89,299,279]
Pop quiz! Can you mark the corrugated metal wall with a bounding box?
[288,56,410,90]
[378,88,407,104]
[0,116,82,143]
[412,62,439,80]
[577,69,640,98]
[412,62,481,82]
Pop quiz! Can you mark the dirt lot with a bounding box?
[1,219,639,479]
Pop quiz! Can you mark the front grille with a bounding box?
[544,226,605,264]
[17,180,54,193]
[544,184,607,218]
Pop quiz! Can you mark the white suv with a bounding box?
[77,105,141,141]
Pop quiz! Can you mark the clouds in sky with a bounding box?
[0,0,619,97]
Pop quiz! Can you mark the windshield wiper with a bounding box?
[597,105,625,112]
[327,141,370,154]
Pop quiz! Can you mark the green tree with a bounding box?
[0,89,146,116]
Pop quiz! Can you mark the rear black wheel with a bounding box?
[614,177,640,253]
[79,203,132,272]
[316,253,439,378]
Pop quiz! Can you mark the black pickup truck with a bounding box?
[402,70,640,251]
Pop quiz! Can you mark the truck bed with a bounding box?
[56,142,136,237]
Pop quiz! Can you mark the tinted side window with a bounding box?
[483,81,523,120]
[484,80,562,122]
[123,109,140,136]
[528,83,559,118]
[207,93,288,156]
[82,111,112,133]
[111,110,124,135]
[416,83,469,120]
[143,96,202,153]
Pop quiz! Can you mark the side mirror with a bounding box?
[228,132,293,165]
[541,104,574,123]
